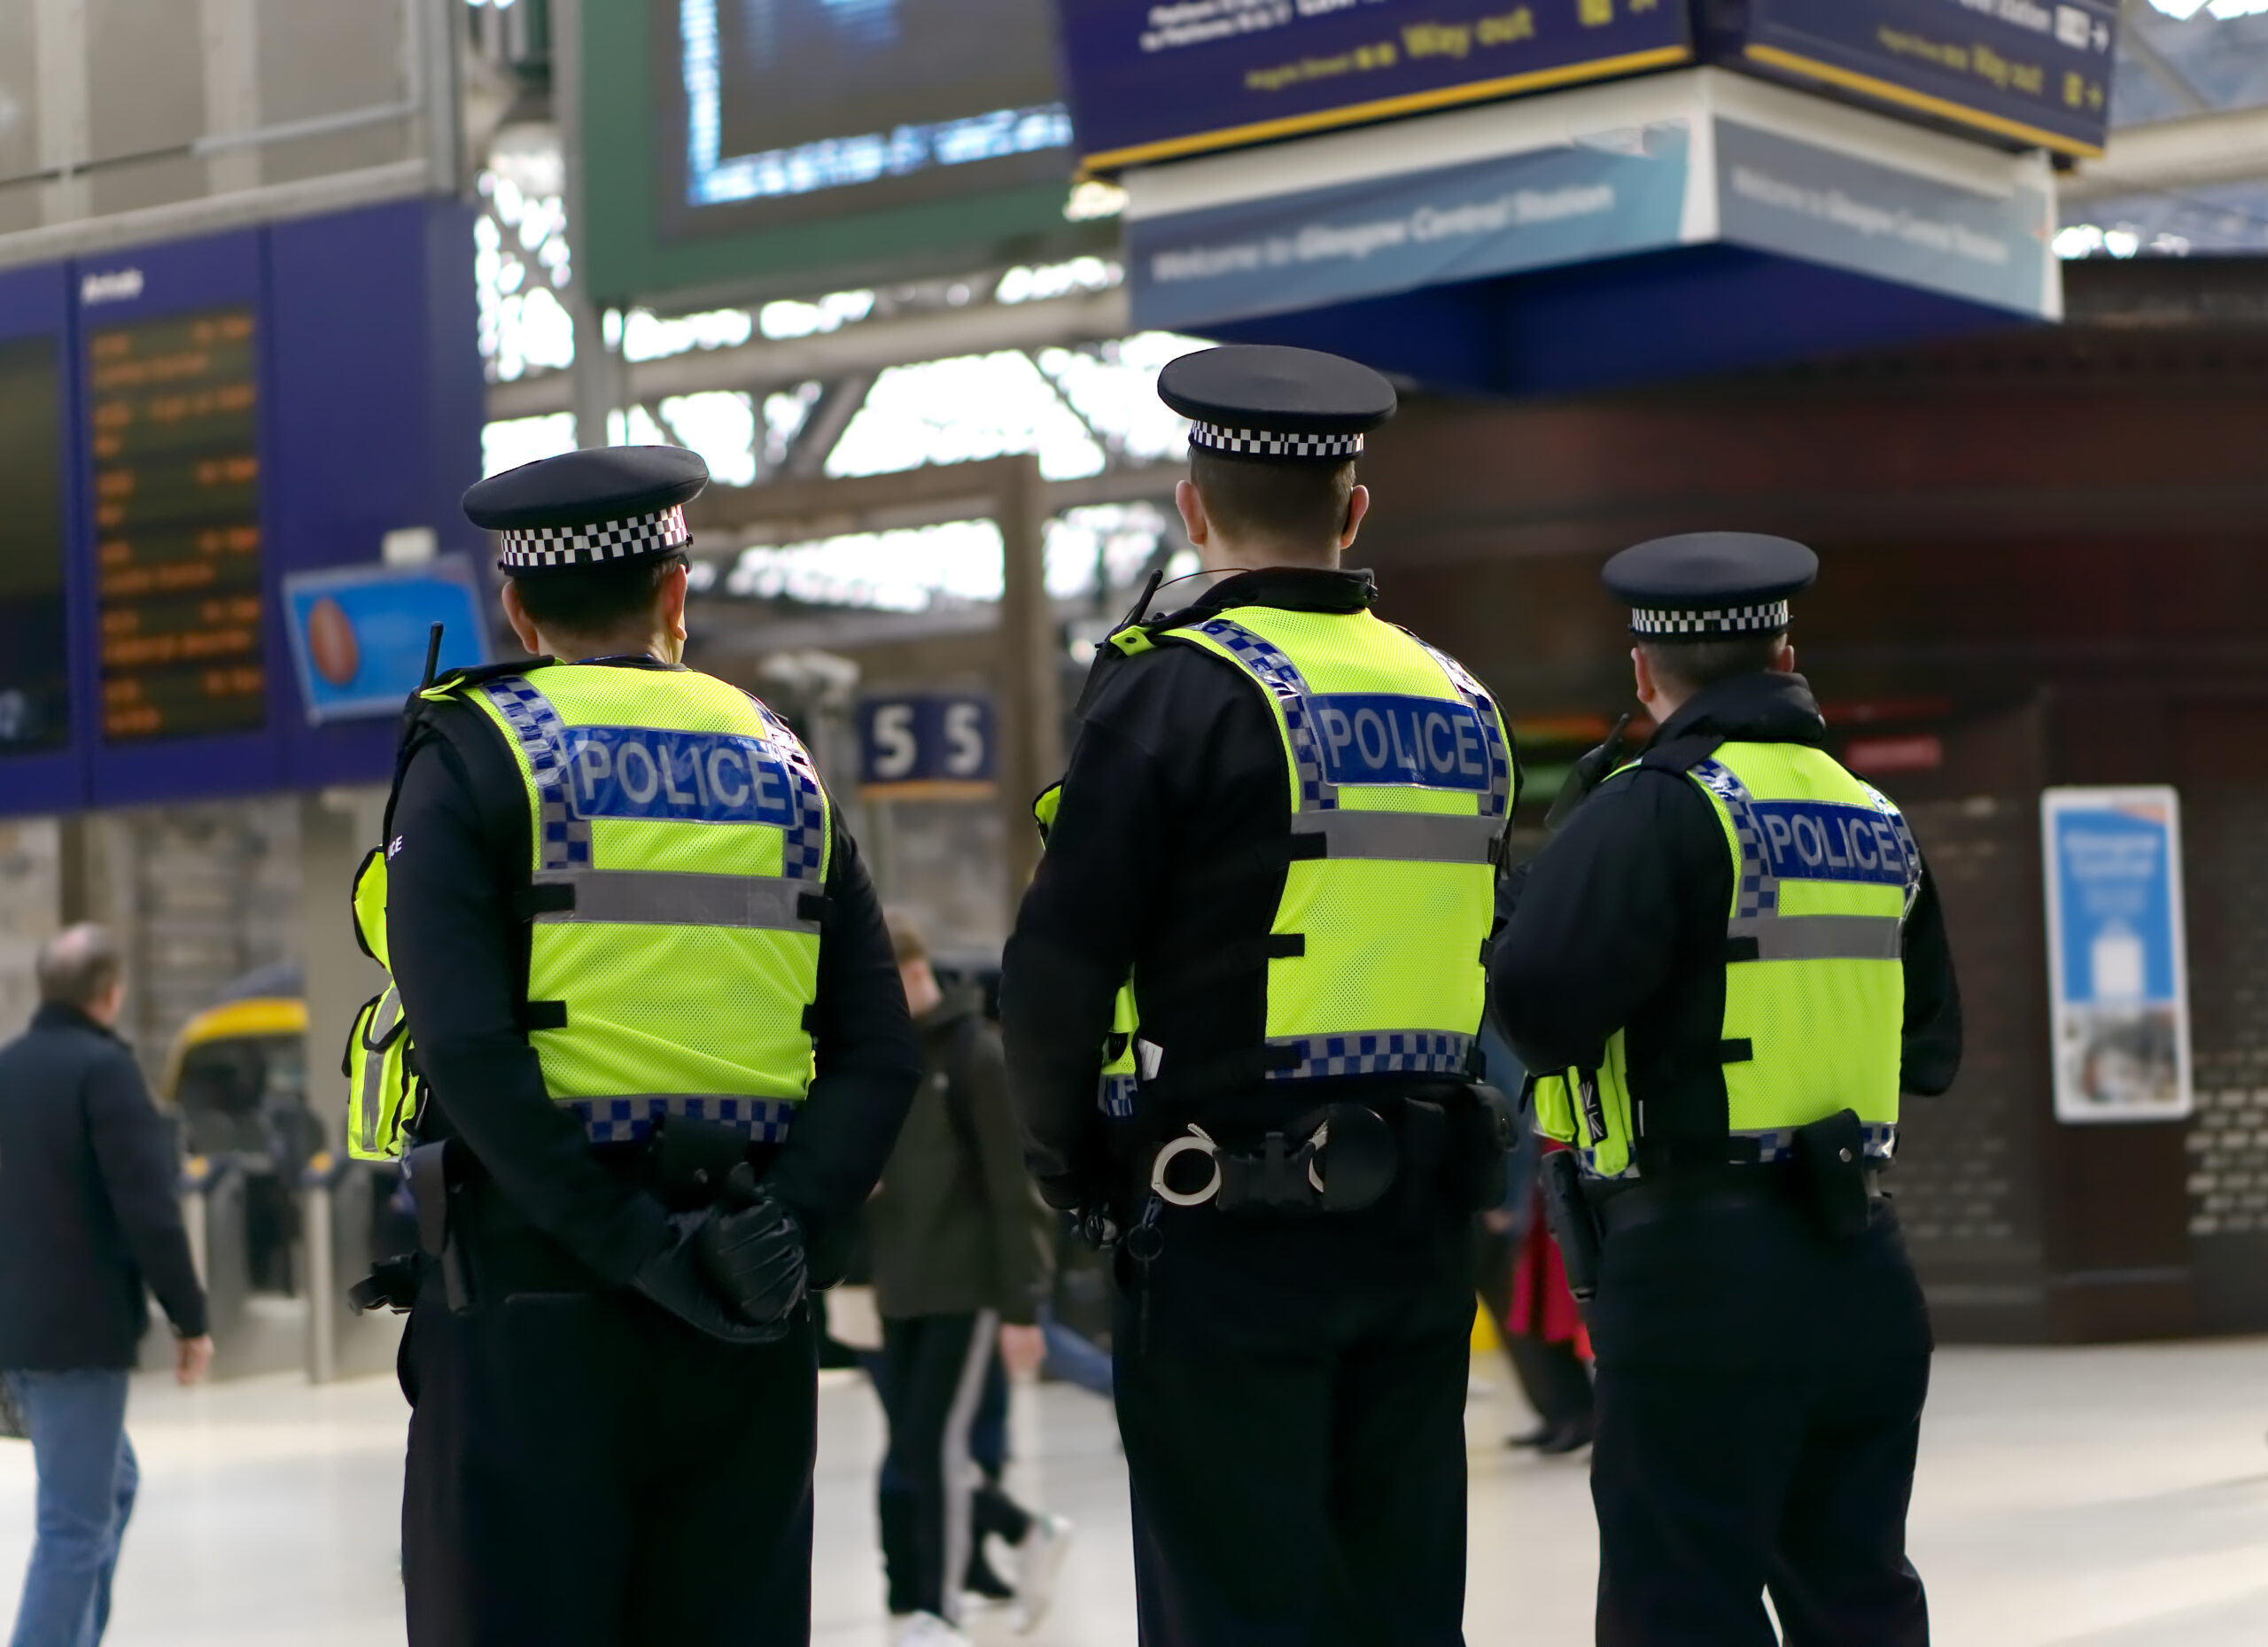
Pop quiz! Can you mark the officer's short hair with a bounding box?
[1190,448,1356,546]
[1638,631,1790,695]
[35,923,121,1009]
[509,551,688,639]
[882,908,928,966]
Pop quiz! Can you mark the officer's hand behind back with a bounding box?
[632,1197,798,1347]
[695,1162,809,1328]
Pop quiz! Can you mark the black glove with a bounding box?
[631,1208,795,1346]
[695,1163,809,1328]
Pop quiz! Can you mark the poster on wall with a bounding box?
[2040,786,2193,1125]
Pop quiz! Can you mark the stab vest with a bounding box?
[1068,601,1515,1111]
[346,661,832,1159]
[1529,737,1921,1177]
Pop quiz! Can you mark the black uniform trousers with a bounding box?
[1109,1203,1473,1647]
[1585,1195,1933,1647]
[400,1273,818,1647]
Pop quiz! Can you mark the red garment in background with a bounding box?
[1507,1139,1593,1361]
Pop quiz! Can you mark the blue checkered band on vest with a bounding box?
[1190,618,1337,811]
[1189,421,1363,461]
[568,1095,797,1146]
[497,504,691,571]
[1628,600,1790,638]
[1097,1074,1138,1120]
[1264,1031,1472,1082]
[750,699,830,881]
[1689,759,1775,921]
[479,677,591,873]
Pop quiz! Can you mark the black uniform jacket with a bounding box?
[1003,565,1462,1209]
[385,656,920,1289]
[1490,671,1959,1367]
[0,1004,209,1367]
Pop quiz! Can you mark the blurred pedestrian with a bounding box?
[1499,1138,1595,1453]
[1002,346,1518,1646]
[0,924,212,1647]
[1493,535,1961,1644]
[867,913,1070,1644]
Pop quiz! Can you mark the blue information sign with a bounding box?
[858,691,997,796]
[1060,0,1692,172]
[2040,787,2193,1124]
[1129,122,1689,330]
[1720,0,2117,158]
[281,559,488,725]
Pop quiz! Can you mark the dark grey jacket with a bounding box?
[0,1004,208,1368]
[866,987,1051,1324]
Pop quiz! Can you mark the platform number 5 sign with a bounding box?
[858,692,996,797]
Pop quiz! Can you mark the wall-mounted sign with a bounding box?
[280,559,489,725]
[2041,787,2192,1125]
[858,691,996,798]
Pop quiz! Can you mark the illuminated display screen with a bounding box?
[658,0,1071,242]
[86,307,268,744]
[0,335,70,755]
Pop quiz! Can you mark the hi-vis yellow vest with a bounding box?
[1094,602,1516,1101]
[1530,740,1921,1177]
[345,662,832,1159]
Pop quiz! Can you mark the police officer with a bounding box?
[1490,534,1961,1646]
[377,446,920,1645]
[1000,346,1518,1645]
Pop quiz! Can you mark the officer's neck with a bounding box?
[530,623,681,666]
[1197,540,1341,575]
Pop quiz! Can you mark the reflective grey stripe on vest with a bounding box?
[355,987,405,1158]
[532,869,818,931]
[1288,811,1501,865]
[1727,913,1903,962]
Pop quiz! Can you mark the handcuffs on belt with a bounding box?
[1147,1102,1399,1215]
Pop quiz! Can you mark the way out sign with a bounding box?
[857,691,996,800]
[2041,787,2193,1124]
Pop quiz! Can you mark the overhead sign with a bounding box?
[2041,787,2193,1125]
[1061,0,1693,173]
[280,560,488,725]
[1130,121,1690,331]
[1126,75,2057,343]
[858,691,996,798]
[1718,0,2117,159]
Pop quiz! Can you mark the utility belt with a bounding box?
[350,1116,769,1315]
[1133,1081,1513,1222]
[1541,1107,1889,1304]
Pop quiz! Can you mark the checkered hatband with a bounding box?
[496,505,691,571]
[1189,421,1363,461]
[1628,600,1790,638]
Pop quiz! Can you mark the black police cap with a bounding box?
[1158,345,1396,462]
[462,445,707,574]
[1603,532,1818,639]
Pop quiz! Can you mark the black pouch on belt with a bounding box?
[1792,1108,1872,1243]
[1538,1149,1601,1303]
[655,1115,750,1212]
[407,1141,473,1311]
[1441,1083,1516,1213]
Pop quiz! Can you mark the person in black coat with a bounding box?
[0,924,210,1647]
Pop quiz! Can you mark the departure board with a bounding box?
[0,334,70,754]
[86,307,268,743]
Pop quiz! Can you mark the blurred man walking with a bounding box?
[0,925,212,1647]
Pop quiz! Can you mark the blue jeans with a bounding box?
[3,1370,136,1647]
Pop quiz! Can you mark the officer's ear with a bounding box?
[499,578,545,659]
[1338,485,1371,549]
[1175,477,1211,550]
[658,558,690,649]
[1775,639,1796,674]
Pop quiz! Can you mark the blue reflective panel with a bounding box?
[1310,694,1490,791]
[1750,801,1907,885]
[564,726,798,825]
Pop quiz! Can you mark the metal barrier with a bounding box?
[301,1153,408,1383]
[175,1154,310,1380]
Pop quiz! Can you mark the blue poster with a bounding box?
[1060,0,1692,172]
[1128,122,1689,331]
[2041,787,2192,1124]
[1721,0,2117,158]
[281,559,489,725]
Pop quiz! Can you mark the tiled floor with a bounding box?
[0,1337,2263,1644]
